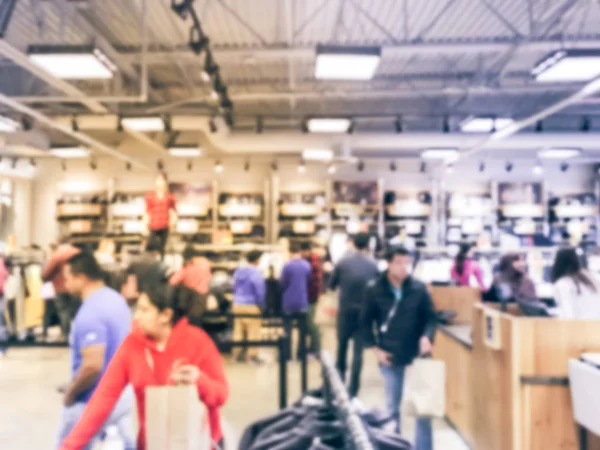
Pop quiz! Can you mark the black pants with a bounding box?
[42,299,59,337]
[150,227,169,258]
[55,293,80,339]
[336,309,364,397]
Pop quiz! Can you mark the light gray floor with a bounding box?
[0,328,469,449]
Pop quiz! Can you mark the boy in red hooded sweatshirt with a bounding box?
[59,282,228,450]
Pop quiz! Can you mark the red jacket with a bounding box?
[170,257,212,295]
[306,252,323,305]
[60,319,228,450]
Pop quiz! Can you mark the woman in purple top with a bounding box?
[450,243,486,290]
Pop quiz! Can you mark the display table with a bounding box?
[433,301,600,450]
[569,355,600,450]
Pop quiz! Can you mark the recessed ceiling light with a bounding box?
[307,118,351,133]
[121,117,165,132]
[421,148,460,163]
[28,45,117,79]
[315,45,381,80]
[302,148,334,161]
[533,163,543,175]
[537,148,581,159]
[167,147,203,157]
[532,49,600,82]
[49,146,91,158]
[460,117,514,133]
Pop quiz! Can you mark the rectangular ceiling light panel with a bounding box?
[50,147,91,158]
[168,147,203,157]
[28,45,117,79]
[121,117,165,132]
[461,117,514,133]
[315,45,381,80]
[0,116,20,132]
[532,49,600,82]
[302,148,334,161]
[307,118,351,133]
[421,148,460,163]
[537,148,581,159]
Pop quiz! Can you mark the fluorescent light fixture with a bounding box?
[0,116,20,132]
[460,116,514,133]
[302,148,334,161]
[121,117,165,132]
[537,148,581,159]
[421,148,460,163]
[307,118,351,133]
[28,45,117,79]
[168,147,203,157]
[315,45,381,80]
[532,49,600,82]
[50,146,91,158]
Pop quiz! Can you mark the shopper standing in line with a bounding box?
[144,172,177,259]
[330,233,379,397]
[42,237,80,339]
[170,245,212,295]
[361,246,437,449]
[450,242,486,289]
[300,241,323,357]
[232,250,266,363]
[0,254,8,356]
[57,252,135,450]
[122,234,168,305]
[59,282,229,450]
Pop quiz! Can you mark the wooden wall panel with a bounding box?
[433,332,473,444]
[428,286,481,324]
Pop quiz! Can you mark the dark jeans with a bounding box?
[150,227,169,259]
[306,304,321,354]
[55,293,79,339]
[336,309,364,397]
[43,299,59,338]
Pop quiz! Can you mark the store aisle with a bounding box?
[0,334,468,449]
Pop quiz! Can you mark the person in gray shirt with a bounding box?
[329,233,379,396]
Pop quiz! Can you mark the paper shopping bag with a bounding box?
[146,385,211,450]
[403,358,446,418]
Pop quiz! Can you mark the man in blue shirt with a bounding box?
[57,252,135,450]
[280,242,312,314]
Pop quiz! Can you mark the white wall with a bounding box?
[29,157,599,247]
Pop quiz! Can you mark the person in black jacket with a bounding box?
[361,246,436,450]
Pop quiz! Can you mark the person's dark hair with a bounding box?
[66,252,105,281]
[455,243,473,276]
[385,245,410,262]
[289,241,302,254]
[498,252,523,282]
[182,245,197,263]
[246,250,263,264]
[146,234,163,253]
[551,247,596,293]
[140,281,200,325]
[353,233,370,250]
[300,241,312,251]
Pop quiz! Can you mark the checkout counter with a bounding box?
[430,286,600,450]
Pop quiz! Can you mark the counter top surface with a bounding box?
[439,324,472,349]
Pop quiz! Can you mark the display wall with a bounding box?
[29,157,599,248]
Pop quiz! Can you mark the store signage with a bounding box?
[483,309,502,350]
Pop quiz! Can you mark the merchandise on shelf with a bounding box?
[445,192,495,245]
[217,192,266,244]
[497,182,546,245]
[384,190,431,246]
[331,181,379,235]
[277,191,328,241]
[548,193,598,246]
[56,191,108,244]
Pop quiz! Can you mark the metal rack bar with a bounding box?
[320,351,375,450]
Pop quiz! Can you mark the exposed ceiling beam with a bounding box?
[0,93,149,169]
[115,35,600,64]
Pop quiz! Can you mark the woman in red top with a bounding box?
[59,283,229,450]
[145,172,177,258]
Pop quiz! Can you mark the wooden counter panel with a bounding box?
[433,331,473,445]
[521,384,600,450]
[519,319,600,377]
[428,286,480,324]
[472,308,516,450]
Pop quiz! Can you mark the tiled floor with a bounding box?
[0,328,469,449]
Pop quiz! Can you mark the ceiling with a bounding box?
[2,0,600,161]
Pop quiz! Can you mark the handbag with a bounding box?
[402,357,446,418]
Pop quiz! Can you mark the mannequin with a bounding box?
[144,172,177,258]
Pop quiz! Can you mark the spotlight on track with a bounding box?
[187,160,193,171]
[419,161,426,173]
[271,160,278,172]
[71,116,79,132]
[357,160,365,172]
[581,116,591,132]
[443,116,450,133]
[535,120,543,133]
[389,161,397,172]
[90,158,97,171]
[561,162,569,172]
[446,164,454,174]
[328,164,336,175]
[29,158,36,168]
[201,52,218,83]
[505,161,513,173]
[395,116,403,133]
[256,117,263,134]
[189,26,209,55]
[171,0,193,18]
[347,121,355,134]
[209,118,217,133]
[157,159,164,171]
[11,157,17,169]
[533,162,543,175]
[244,160,251,172]
[215,160,223,174]
[126,162,132,171]
[61,161,67,172]
[479,161,485,173]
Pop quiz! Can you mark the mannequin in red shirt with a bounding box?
[144,172,177,258]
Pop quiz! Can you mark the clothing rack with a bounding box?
[320,350,375,450]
